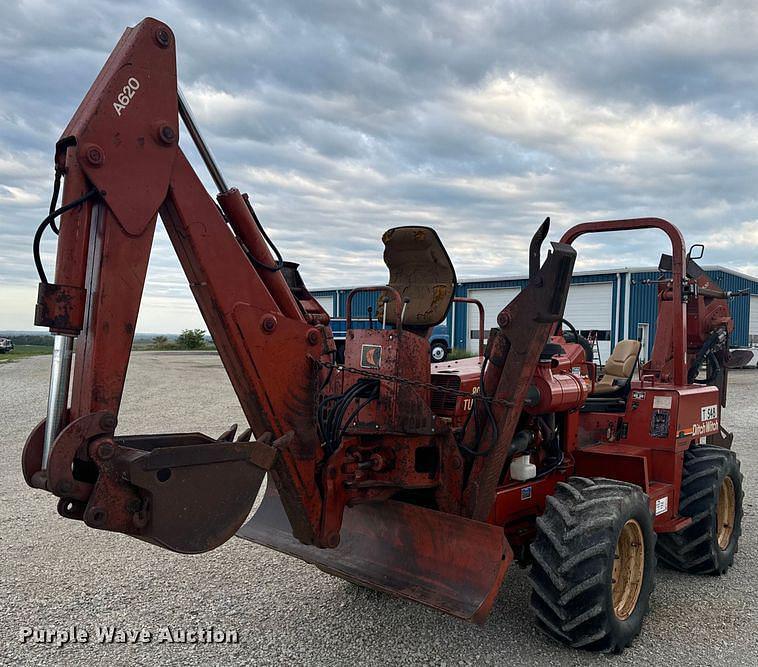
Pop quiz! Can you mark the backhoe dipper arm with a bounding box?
[22,18,331,551]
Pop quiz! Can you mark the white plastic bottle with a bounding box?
[510,454,537,481]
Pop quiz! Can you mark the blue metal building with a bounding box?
[312,265,758,361]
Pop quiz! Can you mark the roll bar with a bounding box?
[560,218,687,386]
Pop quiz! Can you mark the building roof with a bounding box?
[312,265,758,293]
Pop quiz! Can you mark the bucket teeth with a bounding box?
[237,427,253,442]
[218,423,238,442]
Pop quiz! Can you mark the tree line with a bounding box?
[1,330,214,351]
[2,334,54,346]
[149,329,213,350]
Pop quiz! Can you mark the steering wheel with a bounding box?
[559,318,594,363]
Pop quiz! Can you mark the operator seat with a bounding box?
[376,226,457,333]
[590,339,641,397]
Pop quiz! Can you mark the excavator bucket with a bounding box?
[238,484,512,623]
[725,349,755,368]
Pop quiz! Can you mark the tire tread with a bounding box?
[529,477,655,653]
[657,446,743,574]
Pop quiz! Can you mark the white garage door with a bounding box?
[314,295,334,317]
[563,282,614,362]
[465,282,614,360]
[465,287,520,353]
[750,295,758,345]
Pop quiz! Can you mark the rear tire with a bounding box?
[657,445,743,574]
[529,477,656,653]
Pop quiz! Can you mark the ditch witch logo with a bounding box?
[19,626,239,647]
[360,344,382,369]
[692,419,719,437]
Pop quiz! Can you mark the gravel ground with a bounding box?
[1,352,756,666]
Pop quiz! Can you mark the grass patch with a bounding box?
[446,349,476,361]
[0,345,52,364]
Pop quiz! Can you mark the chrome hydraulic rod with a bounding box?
[41,334,74,468]
[177,87,229,194]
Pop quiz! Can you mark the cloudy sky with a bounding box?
[2,0,758,332]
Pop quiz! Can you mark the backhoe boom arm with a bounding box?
[23,18,331,550]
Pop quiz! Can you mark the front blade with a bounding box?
[238,486,512,623]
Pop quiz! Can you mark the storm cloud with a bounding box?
[2,0,757,331]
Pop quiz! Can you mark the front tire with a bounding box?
[430,342,447,362]
[529,477,656,653]
[657,445,743,574]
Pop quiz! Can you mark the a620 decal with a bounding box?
[113,77,140,116]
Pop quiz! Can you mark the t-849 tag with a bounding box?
[701,404,718,421]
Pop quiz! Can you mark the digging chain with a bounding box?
[314,359,514,407]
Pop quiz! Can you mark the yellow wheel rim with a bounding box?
[612,519,645,621]
[717,477,736,550]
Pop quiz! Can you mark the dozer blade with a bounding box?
[238,485,512,623]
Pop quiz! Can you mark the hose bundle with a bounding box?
[318,378,380,456]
